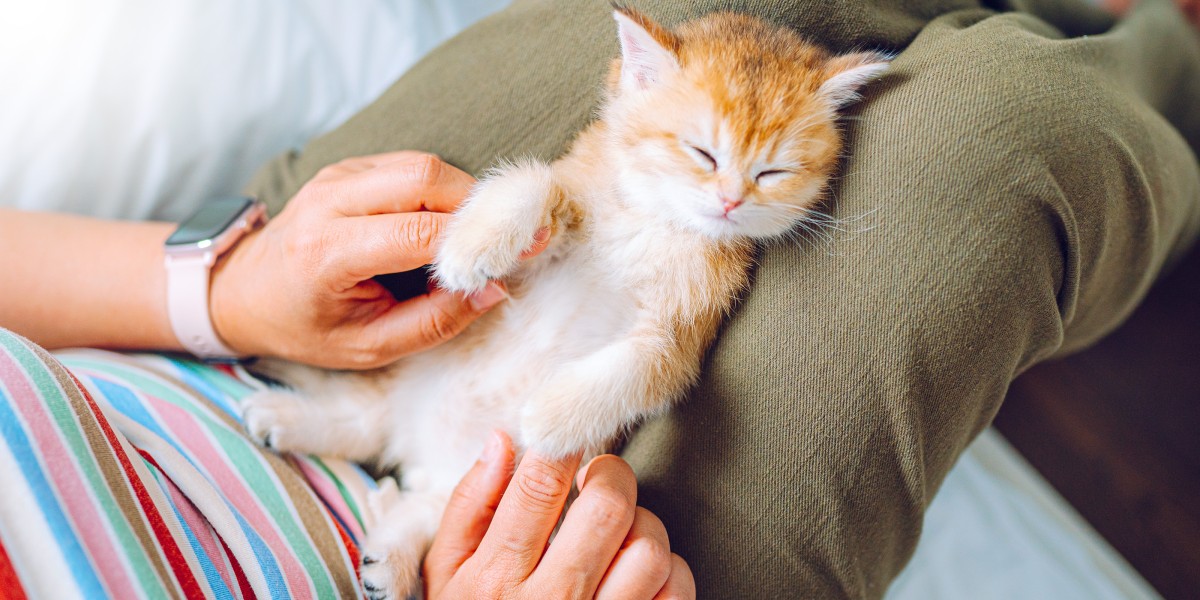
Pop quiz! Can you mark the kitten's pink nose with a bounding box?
[722,197,744,213]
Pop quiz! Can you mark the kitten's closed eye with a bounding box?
[685,145,718,171]
[755,169,790,185]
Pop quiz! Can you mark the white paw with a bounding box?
[433,226,527,294]
[365,477,403,530]
[358,481,425,600]
[359,546,423,600]
[520,387,607,459]
[432,173,550,294]
[241,390,305,452]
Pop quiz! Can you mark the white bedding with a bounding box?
[0,2,1159,597]
[887,429,1159,600]
[0,0,507,221]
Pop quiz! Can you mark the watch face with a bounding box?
[166,196,255,246]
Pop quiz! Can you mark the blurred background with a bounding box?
[0,0,510,221]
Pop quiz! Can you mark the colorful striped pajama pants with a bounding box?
[0,329,376,599]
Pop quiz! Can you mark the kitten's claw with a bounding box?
[356,540,423,600]
[357,478,438,600]
[362,577,387,600]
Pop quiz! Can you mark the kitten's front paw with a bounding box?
[433,226,528,295]
[241,390,305,452]
[432,174,550,294]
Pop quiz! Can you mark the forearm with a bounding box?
[0,208,182,351]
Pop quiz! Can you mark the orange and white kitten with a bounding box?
[244,7,888,597]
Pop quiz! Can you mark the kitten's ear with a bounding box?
[819,51,892,109]
[612,6,680,92]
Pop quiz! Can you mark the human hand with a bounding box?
[424,431,695,599]
[210,152,545,369]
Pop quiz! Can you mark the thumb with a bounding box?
[424,431,515,596]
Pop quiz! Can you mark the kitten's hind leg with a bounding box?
[241,359,390,461]
[522,326,698,458]
[358,476,448,600]
[433,159,570,293]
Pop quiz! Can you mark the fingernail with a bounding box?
[481,430,504,464]
[532,227,551,244]
[575,455,598,489]
[469,281,507,311]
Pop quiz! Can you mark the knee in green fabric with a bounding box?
[627,9,1200,598]
[864,9,1200,352]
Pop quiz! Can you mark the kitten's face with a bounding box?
[605,10,890,241]
[610,75,839,240]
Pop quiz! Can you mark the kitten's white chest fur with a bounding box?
[379,213,664,489]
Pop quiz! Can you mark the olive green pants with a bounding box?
[246,0,1200,597]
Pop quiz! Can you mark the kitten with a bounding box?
[244,7,889,598]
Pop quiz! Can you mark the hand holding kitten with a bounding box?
[209,152,546,369]
[423,431,695,600]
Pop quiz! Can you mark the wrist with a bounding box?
[143,222,186,351]
[164,196,266,359]
[208,231,262,358]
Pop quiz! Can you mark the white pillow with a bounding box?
[0,0,509,221]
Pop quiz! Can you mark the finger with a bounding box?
[364,284,508,364]
[474,450,583,579]
[519,227,552,260]
[652,555,696,600]
[424,431,516,598]
[533,455,638,597]
[327,153,476,216]
[594,507,673,600]
[315,151,433,177]
[324,212,450,284]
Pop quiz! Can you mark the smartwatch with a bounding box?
[164,196,267,360]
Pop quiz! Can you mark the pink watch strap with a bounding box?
[165,251,240,359]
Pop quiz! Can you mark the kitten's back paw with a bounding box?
[358,538,424,600]
[241,390,306,452]
[357,486,447,600]
[366,477,403,528]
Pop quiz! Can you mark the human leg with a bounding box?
[0,329,369,598]
[622,3,1200,597]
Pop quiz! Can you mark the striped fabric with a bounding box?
[0,329,379,599]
